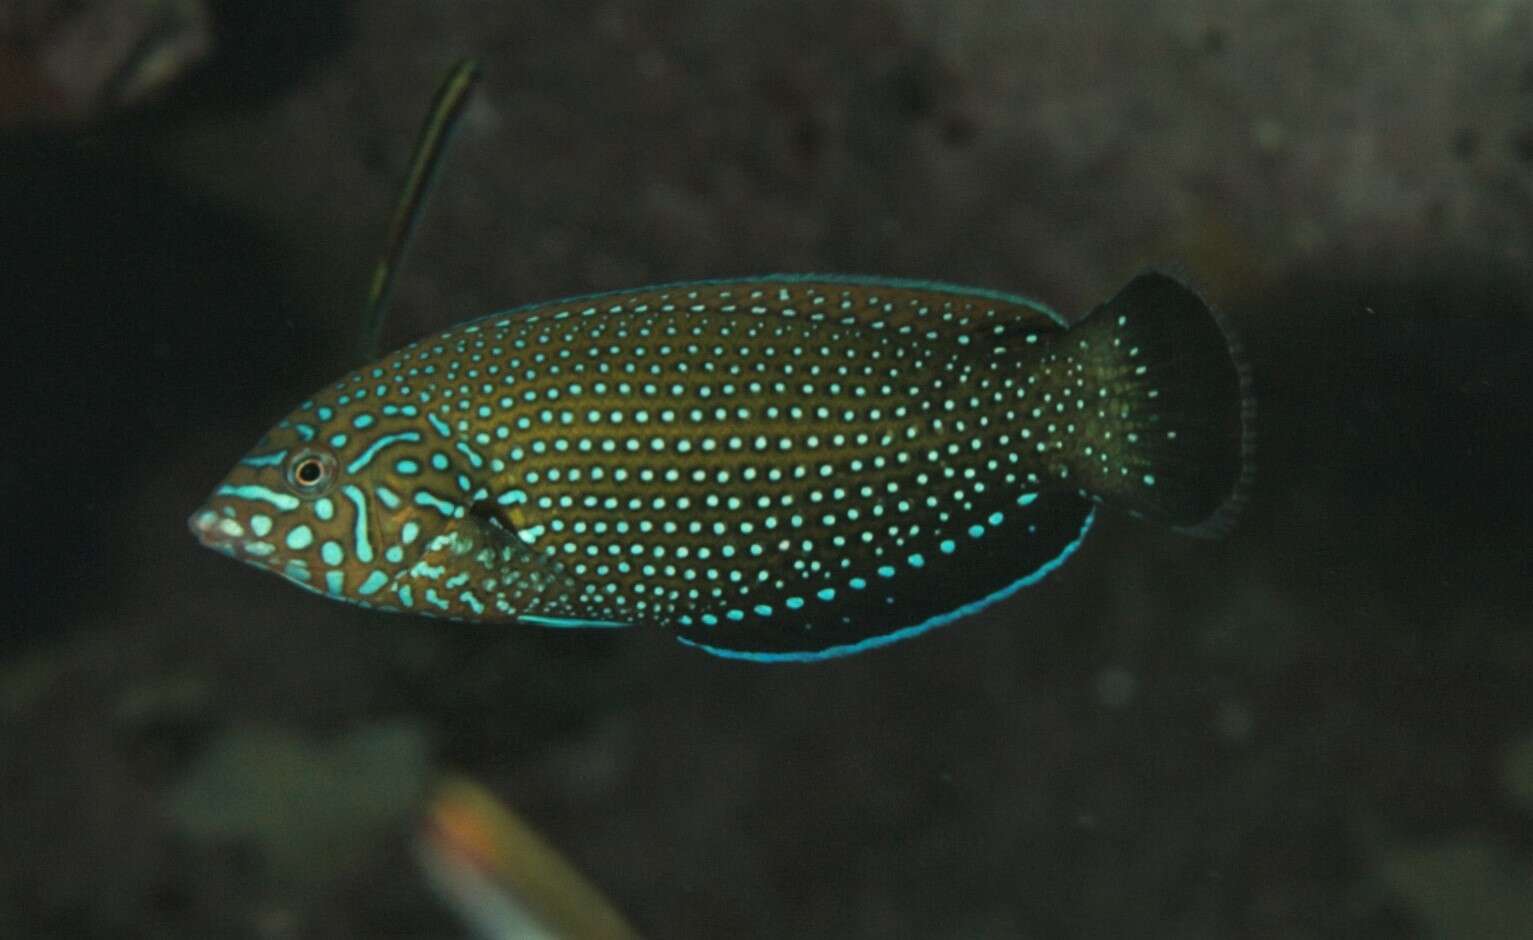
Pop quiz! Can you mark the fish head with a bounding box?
[188,386,449,606]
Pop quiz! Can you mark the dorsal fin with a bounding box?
[458,275,1070,344]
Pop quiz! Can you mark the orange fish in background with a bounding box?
[419,776,641,940]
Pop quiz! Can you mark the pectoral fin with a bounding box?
[389,504,579,622]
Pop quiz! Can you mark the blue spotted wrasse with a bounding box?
[190,272,1253,661]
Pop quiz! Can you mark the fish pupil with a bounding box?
[286,451,336,495]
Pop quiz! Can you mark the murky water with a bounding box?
[3,3,1530,937]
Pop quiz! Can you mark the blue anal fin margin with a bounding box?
[677,504,1096,663]
[517,613,635,629]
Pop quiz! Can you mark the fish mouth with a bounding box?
[188,507,247,556]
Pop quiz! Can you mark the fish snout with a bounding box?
[188,507,244,555]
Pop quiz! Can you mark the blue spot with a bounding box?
[397,585,414,607]
[785,597,805,610]
[454,441,485,469]
[286,525,314,550]
[314,498,334,521]
[849,577,867,590]
[325,571,345,594]
[968,524,985,538]
[988,511,1004,526]
[726,609,745,621]
[321,541,344,566]
[908,553,925,568]
[413,491,459,518]
[754,604,773,617]
[329,433,347,448]
[940,539,956,554]
[878,565,896,578]
[358,570,389,595]
[1017,492,1038,506]
[353,414,376,430]
[817,587,836,602]
[431,453,450,471]
[395,458,420,475]
[427,413,452,439]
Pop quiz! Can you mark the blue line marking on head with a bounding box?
[346,431,422,474]
[341,484,374,563]
[239,450,288,468]
[216,484,300,511]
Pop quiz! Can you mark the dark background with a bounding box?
[3,1,1532,937]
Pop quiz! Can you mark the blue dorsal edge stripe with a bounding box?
[468,273,1070,331]
[677,507,1097,663]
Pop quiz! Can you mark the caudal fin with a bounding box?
[1066,271,1254,536]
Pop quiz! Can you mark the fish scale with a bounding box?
[192,272,1252,660]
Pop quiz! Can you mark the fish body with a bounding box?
[191,272,1251,660]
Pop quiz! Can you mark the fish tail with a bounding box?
[1058,271,1254,536]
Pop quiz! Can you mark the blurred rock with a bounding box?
[1501,728,1533,816]
[1375,838,1533,940]
[1092,665,1138,709]
[166,721,430,886]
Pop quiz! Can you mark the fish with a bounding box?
[418,775,641,940]
[189,270,1253,660]
[189,61,1251,660]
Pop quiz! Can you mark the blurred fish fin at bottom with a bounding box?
[418,775,641,940]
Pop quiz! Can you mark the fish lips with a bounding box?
[187,506,253,559]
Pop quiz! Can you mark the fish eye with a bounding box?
[285,449,337,496]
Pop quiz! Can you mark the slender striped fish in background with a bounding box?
[188,62,1254,661]
[418,775,640,940]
